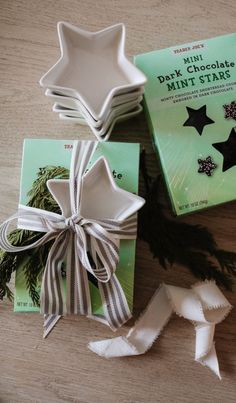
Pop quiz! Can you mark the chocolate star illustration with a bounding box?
[213,128,236,172]
[198,156,217,176]
[223,101,236,120]
[183,105,215,135]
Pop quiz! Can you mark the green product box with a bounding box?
[135,33,236,215]
[14,139,141,314]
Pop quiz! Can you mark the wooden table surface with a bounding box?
[1,1,236,402]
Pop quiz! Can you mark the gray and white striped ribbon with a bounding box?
[0,141,138,336]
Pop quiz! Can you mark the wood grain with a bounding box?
[0,1,236,402]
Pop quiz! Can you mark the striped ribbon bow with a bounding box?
[0,141,145,337]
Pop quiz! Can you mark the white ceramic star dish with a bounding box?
[45,87,144,119]
[53,95,142,129]
[48,90,143,127]
[39,22,147,120]
[47,156,145,221]
[59,104,143,141]
[52,94,142,124]
[53,95,143,115]
[52,94,144,128]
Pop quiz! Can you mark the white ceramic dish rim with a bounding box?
[53,95,142,129]
[59,104,143,141]
[45,87,144,112]
[48,89,143,127]
[52,93,143,127]
[58,114,87,125]
[89,104,143,141]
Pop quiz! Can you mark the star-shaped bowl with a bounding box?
[46,87,144,126]
[47,156,145,221]
[59,105,143,141]
[53,95,142,128]
[39,22,147,120]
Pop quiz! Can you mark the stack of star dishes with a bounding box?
[39,22,147,141]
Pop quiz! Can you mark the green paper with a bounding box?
[14,139,140,314]
[135,32,236,215]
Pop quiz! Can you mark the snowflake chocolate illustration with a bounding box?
[223,101,236,120]
[197,156,217,176]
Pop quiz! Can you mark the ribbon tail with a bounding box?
[197,343,221,379]
[66,232,77,314]
[195,323,221,379]
[41,231,69,315]
[66,232,92,316]
[75,258,92,317]
[98,274,132,331]
[89,284,173,357]
[88,336,137,358]
[43,314,61,338]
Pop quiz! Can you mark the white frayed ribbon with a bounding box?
[89,281,232,378]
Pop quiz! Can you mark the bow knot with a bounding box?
[65,214,82,232]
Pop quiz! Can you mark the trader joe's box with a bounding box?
[14,139,141,316]
[135,32,236,215]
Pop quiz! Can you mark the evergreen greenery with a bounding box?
[0,166,69,304]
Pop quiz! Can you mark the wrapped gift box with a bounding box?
[14,139,141,316]
[135,33,236,215]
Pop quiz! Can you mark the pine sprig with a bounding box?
[174,249,233,290]
[27,166,69,212]
[23,242,53,306]
[0,166,69,304]
[138,150,236,290]
[0,253,15,300]
[215,249,236,276]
